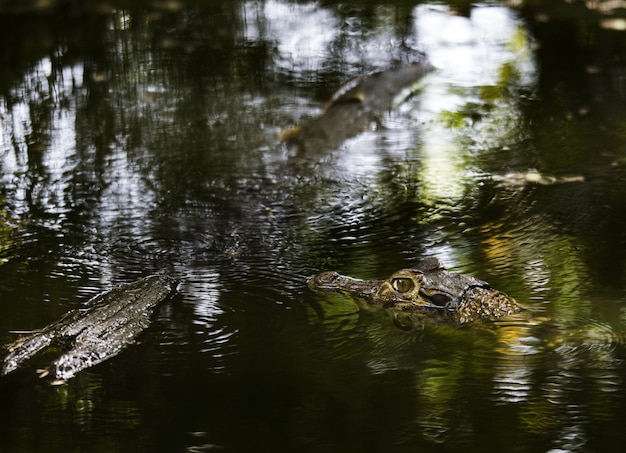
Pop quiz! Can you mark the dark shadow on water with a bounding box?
[2,0,626,452]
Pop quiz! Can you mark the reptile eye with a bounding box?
[392,278,414,293]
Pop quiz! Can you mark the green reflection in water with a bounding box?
[39,372,144,451]
[2,0,626,452]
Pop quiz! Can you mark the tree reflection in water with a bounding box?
[1,1,626,452]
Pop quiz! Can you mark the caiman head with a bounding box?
[308,257,521,325]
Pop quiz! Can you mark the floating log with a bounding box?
[2,275,177,382]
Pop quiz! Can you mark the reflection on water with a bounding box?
[2,0,626,451]
[416,4,535,216]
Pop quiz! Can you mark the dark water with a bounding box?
[2,0,626,451]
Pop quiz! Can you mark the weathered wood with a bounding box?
[2,275,177,381]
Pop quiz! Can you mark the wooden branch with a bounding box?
[2,275,177,382]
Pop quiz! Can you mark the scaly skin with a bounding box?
[308,257,521,324]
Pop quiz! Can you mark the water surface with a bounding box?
[2,0,626,451]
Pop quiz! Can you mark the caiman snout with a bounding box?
[307,271,343,292]
[308,271,381,298]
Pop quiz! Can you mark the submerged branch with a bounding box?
[2,275,177,382]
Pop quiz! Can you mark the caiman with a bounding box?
[308,257,522,326]
[1,275,177,382]
[280,59,433,160]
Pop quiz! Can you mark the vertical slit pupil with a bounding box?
[392,278,414,293]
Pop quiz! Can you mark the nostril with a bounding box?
[377,284,397,306]
[320,272,339,284]
[308,271,342,292]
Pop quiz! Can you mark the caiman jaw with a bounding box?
[307,271,381,299]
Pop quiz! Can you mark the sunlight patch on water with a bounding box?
[182,268,239,371]
[244,0,423,77]
[416,5,532,87]
[99,150,157,231]
[244,0,339,74]
[479,215,592,314]
[183,270,223,323]
[412,3,536,211]
[416,134,469,203]
[1,60,84,223]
